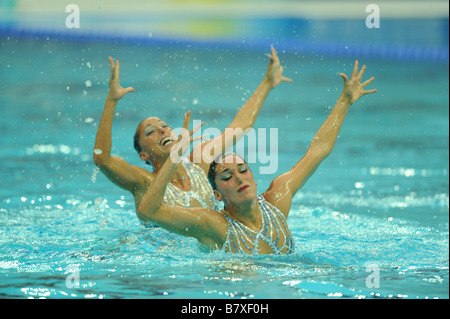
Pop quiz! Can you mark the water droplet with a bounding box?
[91,167,100,183]
[355,182,365,189]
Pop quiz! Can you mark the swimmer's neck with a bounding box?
[225,198,261,229]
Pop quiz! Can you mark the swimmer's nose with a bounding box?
[158,126,168,134]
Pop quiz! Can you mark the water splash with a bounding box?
[91,166,100,183]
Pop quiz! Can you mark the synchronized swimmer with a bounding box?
[137,60,377,254]
[94,48,377,254]
[94,47,291,225]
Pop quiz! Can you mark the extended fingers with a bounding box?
[125,87,136,94]
[180,110,202,136]
[351,60,359,79]
[361,76,375,88]
[115,59,120,76]
[364,88,378,95]
[362,76,377,95]
[339,72,349,83]
[343,62,371,82]
[109,56,120,79]
[270,46,278,59]
[179,111,205,144]
[268,46,280,64]
[191,135,206,143]
[362,75,377,95]
[363,86,378,95]
[357,64,367,81]
[182,111,191,131]
[109,56,115,78]
[183,111,204,136]
[190,120,204,136]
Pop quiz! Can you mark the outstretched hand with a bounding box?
[108,57,135,101]
[170,111,205,163]
[266,46,293,88]
[339,60,377,105]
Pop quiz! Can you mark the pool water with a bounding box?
[0,32,448,299]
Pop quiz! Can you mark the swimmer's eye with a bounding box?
[238,166,248,173]
[220,174,232,181]
[145,125,157,136]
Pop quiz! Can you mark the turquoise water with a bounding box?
[0,24,448,299]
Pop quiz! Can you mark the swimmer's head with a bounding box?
[133,117,177,165]
[207,152,245,189]
[208,152,257,205]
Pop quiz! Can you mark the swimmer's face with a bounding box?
[212,155,258,206]
[136,117,177,162]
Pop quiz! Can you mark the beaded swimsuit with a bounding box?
[163,158,218,210]
[139,158,218,227]
[220,195,295,255]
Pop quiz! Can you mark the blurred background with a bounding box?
[0,0,448,60]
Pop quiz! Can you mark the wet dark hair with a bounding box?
[207,152,247,190]
[133,125,141,153]
[133,120,152,166]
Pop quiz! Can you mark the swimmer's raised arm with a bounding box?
[137,120,227,249]
[263,60,377,217]
[191,47,292,172]
[93,57,141,192]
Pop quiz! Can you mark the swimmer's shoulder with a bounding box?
[132,165,154,177]
[130,165,156,190]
